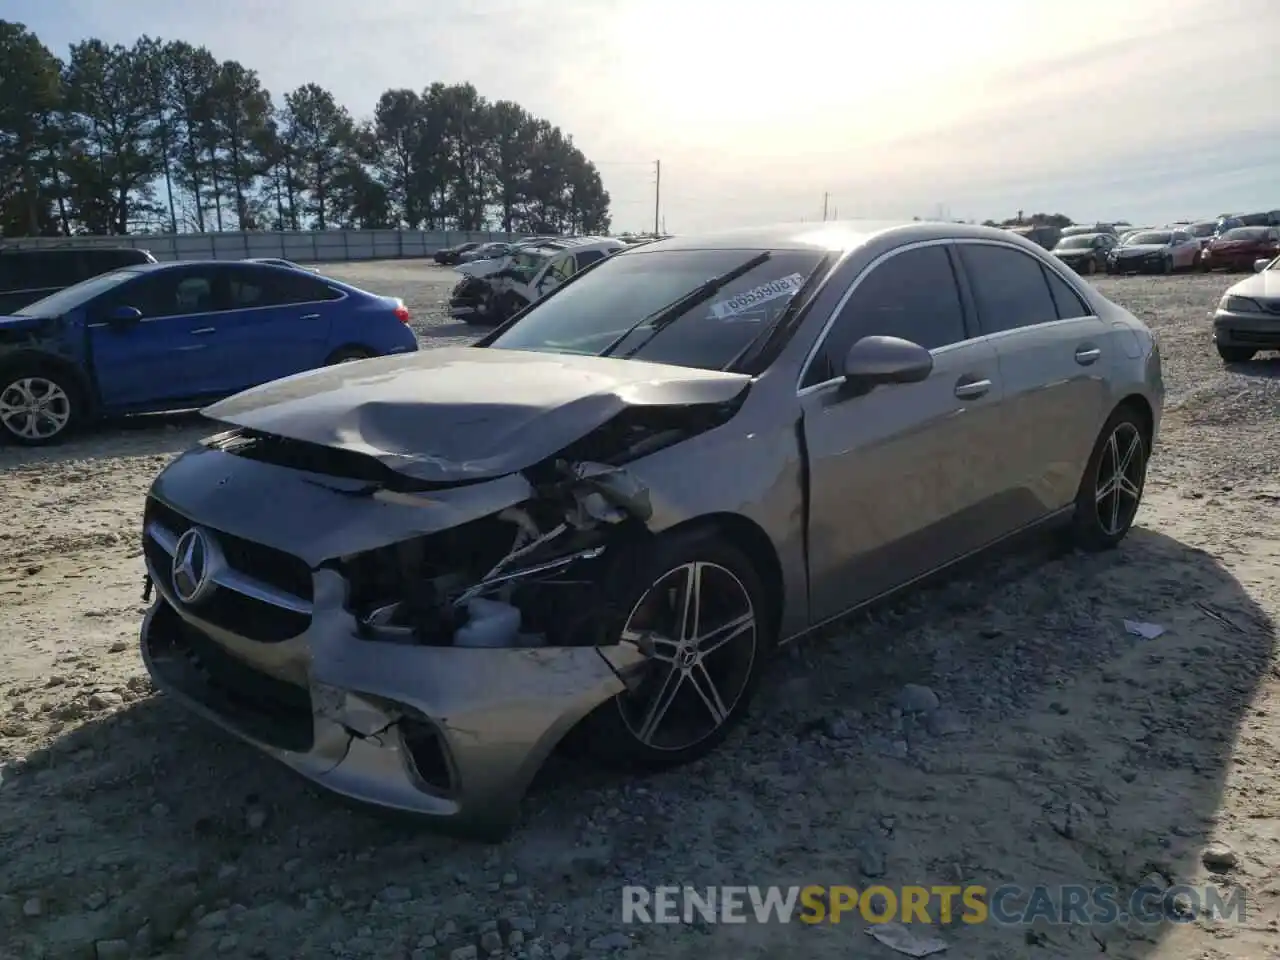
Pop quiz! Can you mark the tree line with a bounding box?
[0,20,612,238]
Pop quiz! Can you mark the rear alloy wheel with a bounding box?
[1216,344,1256,363]
[0,371,80,446]
[1068,407,1148,551]
[585,532,770,770]
[1084,258,1097,276]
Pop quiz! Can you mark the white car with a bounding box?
[449,237,625,324]
[1211,253,1280,362]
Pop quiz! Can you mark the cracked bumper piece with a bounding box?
[139,567,628,835]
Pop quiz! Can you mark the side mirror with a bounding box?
[1255,259,1271,273]
[840,335,933,395]
[108,305,143,326]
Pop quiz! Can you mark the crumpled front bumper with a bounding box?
[140,558,630,838]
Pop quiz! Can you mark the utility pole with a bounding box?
[822,192,829,222]
[653,160,661,236]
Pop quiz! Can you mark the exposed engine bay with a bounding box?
[203,392,742,652]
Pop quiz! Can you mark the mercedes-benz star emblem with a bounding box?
[170,526,223,605]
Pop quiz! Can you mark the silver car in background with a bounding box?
[138,221,1163,838]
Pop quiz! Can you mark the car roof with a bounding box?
[629,219,1042,254]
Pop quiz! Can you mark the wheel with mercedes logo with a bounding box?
[580,527,774,770]
[0,363,83,446]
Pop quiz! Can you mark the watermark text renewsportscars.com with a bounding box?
[621,884,1246,926]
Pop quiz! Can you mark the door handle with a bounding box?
[299,313,320,320]
[953,378,991,399]
[1074,346,1101,365]
[191,326,216,335]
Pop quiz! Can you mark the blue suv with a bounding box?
[0,260,419,445]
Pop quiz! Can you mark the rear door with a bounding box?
[799,242,1009,622]
[87,265,230,408]
[208,265,340,393]
[955,241,1109,524]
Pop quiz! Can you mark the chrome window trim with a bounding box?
[85,286,348,328]
[795,236,1101,397]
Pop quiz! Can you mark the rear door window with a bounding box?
[228,265,341,308]
[1042,266,1091,320]
[958,243,1060,335]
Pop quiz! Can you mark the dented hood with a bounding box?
[202,347,751,483]
[454,257,510,279]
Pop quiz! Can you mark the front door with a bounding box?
[955,242,1110,522]
[800,243,1009,623]
[87,265,229,409]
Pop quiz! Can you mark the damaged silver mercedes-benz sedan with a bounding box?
[138,221,1164,837]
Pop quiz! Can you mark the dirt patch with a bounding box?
[1,268,1278,960]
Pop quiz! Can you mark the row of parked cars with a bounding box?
[1037,212,1280,277]
[0,245,417,445]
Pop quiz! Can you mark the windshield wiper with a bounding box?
[598,251,772,359]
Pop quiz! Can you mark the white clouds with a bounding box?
[12,0,1279,230]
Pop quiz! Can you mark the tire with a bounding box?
[581,527,774,771]
[0,365,83,446]
[325,347,375,365]
[1217,344,1256,363]
[1067,405,1149,551]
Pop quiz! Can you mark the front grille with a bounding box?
[147,601,314,752]
[146,497,313,601]
[144,497,313,643]
[1231,330,1280,346]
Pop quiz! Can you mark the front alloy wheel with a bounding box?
[0,374,77,445]
[582,531,771,770]
[616,561,758,753]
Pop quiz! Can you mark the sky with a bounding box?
[9,0,1280,233]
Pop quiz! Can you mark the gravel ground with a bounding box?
[2,262,1279,960]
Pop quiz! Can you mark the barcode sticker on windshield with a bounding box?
[708,273,805,321]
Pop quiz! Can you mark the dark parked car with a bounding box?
[434,242,482,265]
[0,246,157,314]
[1201,226,1280,272]
[1051,233,1116,275]
[1106,230,1200,274]
[0,260,418,445]
[135,220,1162,837]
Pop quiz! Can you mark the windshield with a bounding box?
[1055,236,1095,250]
[1221,227,1268,241]
[487,247,826,371]
[1059,226,1093,237]
[1189,222,1217,238]
[1124,231,1171,246]
[14,269,142,317]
